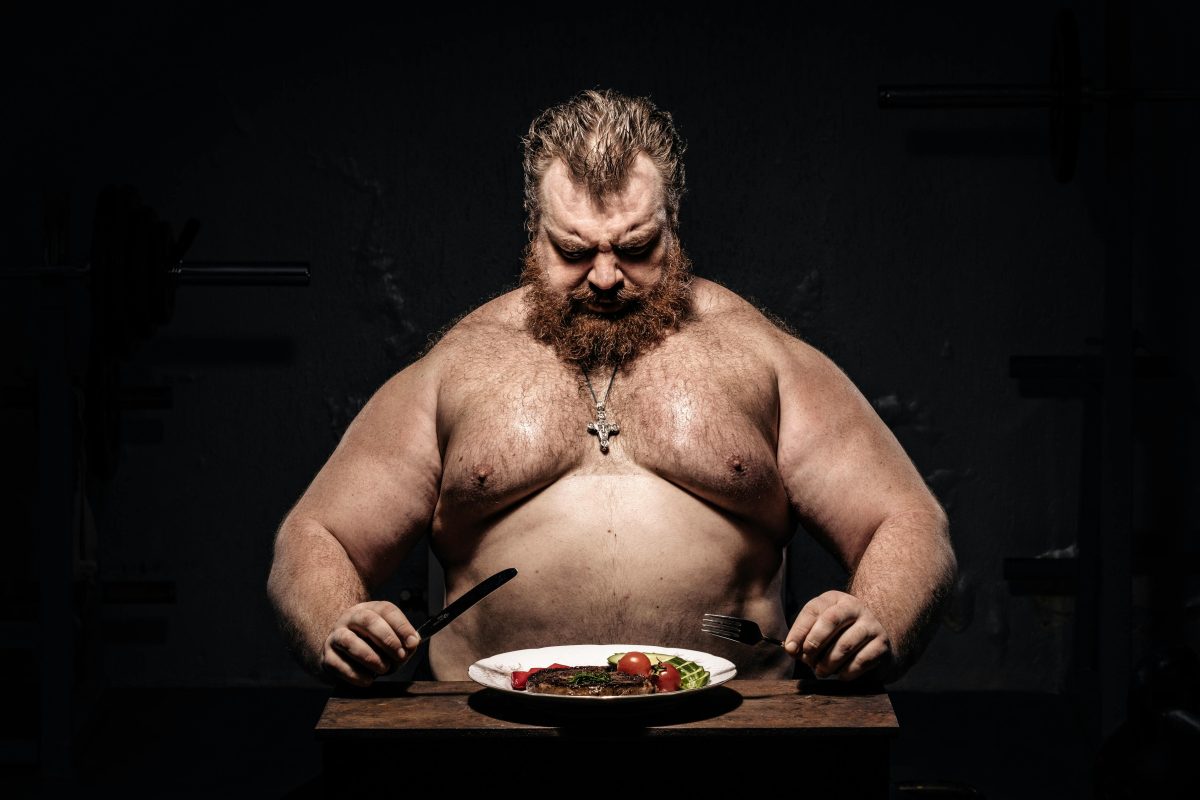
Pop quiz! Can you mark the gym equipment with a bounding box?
[2,185,310,477]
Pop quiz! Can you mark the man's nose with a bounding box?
[588,252,623,291]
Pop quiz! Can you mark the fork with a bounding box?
[701,613,786,647]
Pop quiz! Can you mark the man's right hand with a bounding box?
[321,601,422,687]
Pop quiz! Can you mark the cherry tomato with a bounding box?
[653,662,681,692]
[617,651,653,677]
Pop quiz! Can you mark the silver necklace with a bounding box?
[582,365,620,453]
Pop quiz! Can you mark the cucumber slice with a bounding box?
[665,656,710,689]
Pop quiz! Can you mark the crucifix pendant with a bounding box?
[587,403,620,453]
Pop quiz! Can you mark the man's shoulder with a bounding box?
[687,277,840,377]
[372,289,527,402]
[422,287,528,357]
[692,278,779,325]
[689,278,805,347]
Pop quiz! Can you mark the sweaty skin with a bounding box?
[429,281,794,678]
[268,154,955,685]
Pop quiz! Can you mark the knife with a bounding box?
[415,567,518,640]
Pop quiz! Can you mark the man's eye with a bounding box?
[560,249,587,261]
[618,246,650,258]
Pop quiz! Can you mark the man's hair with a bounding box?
[521,88,687,239]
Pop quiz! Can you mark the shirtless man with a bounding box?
[267,89,956,687]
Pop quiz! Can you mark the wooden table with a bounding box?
[317,679,898,795]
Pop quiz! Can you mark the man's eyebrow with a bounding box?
[617,226,662,248]
[552,233,589,249]
[547,223,661,249]
[619,224,667,248]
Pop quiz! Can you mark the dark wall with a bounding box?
[3,3,1196,697]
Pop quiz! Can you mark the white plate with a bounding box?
[467,643,736,702]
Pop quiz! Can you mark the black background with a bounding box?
[3,2,1196,796]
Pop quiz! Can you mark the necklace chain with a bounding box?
[582,365,620,453]
[582,364,619,409]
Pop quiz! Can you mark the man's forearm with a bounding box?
[848,507,956,680]
[267,518,369,677]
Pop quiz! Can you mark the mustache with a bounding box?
[522,236,694,369]
[567,281,646,307]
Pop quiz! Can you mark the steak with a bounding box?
[525,666,654,696]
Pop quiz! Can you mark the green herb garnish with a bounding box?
[565,670,613,686]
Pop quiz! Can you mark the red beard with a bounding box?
[521,238,694,370]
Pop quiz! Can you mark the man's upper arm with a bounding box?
[285,357,443,588]
[775,336,942,570]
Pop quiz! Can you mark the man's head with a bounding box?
[521,88,687,239]
[520,89,693,369]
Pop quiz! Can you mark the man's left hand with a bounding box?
[784,590,894,681]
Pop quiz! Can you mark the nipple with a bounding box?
[471,463,494,486]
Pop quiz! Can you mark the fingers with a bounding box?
[784,591,893,681]
[783,589,842,656]
[346,608,408,663]
[324,629,391,686]
[323,653,373,688]
[784,601,825,656]
[838,639,891,682]
[810,619,874,678]
[799,596,860,664]
[322,601,422,688]
[376,603,422,652]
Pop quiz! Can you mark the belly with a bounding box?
[428,473,793,680]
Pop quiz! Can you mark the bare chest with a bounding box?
[434,330,788,530]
